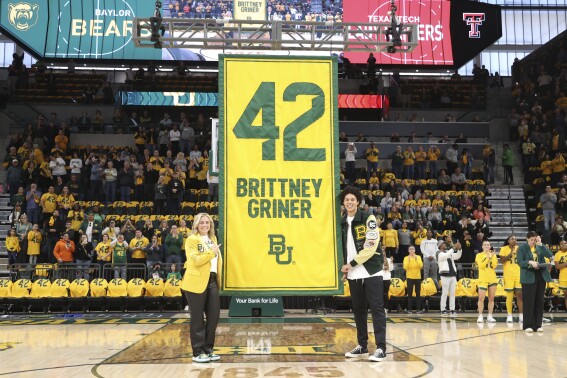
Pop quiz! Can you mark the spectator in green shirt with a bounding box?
[166,263,182,281]
[165,225,183,270]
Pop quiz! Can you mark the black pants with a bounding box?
[184,273,220,356]
[348,276,386,352]
[383,279,391,311]
[406,278,421,311]
[504,165,514,184]
[522,272,545,330]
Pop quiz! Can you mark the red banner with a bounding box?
[343,0,453,65]
[338,94,389,109]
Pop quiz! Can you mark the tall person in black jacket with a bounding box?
[340,187,387,362]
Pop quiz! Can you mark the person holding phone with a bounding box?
[476,240,498,323]
[438,240,462,317]
[517,231,554,333]
[182,212,222,363]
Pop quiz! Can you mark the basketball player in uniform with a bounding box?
[499,235,523,323]
[476,240,498,323]
[554,240,567,319]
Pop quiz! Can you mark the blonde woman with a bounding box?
[182,213,222,363]
[476,240,498,323]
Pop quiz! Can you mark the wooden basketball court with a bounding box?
[0,312,565,377]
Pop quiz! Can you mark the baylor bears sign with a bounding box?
[219,55,342,295]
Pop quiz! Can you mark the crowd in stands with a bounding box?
[162,0,343,22]
[509,33,567,244]
[337,130,492,274]
[3,108,218,282]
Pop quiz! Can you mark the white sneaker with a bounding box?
[477,315,483,323]
[537,327,544,333]
[542,317,551,323]
[184,305,189,312]
[487,316,496,323]
[524,328,533,334]
[506,315,513,323]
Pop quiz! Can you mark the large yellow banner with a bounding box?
[219,55,341,295]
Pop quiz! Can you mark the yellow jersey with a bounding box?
[0,278,13,298]
[403,151,415,165]
[403,255,423,280]
[421,278,438,296]
[381,229,399,248]
[12,279,32,298]
[50,279,70,297]
[476,252,498,283]
[554,251,567,282]
[5,236,20,253]
[130,237,150,259]
[164,277,182,297]
[495,277,507,296]
[145,278,165,297]
[388,277,406,298]
[415,151,426,162]
[366,147,379,163]
[41,193,58,213]
[95,241,112,262]
[90,278,108,297]
[456,278,478,297]
[107,278,128,297]
[27,231,42,255]
[127,278,146,297]
[411,229,427,246]
[30,278,51,298]
[499,245,520,279]
[70,279,90,297]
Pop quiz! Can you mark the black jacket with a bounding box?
[340,210,383,276]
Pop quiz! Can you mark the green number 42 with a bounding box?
[233,82,326,161]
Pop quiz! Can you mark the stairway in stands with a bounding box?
[0,194,11,277]
[487,185,529,247]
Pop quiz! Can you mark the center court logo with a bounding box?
[8,2,39,31]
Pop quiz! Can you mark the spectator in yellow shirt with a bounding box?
[540,154,553,179]
[365,142,379,182]
[551,152,566,184]
[427,145,441,179]
[411,222,427,254]
[382,222,399,259]
[403,146,415,180]
[54,130,69,152]
[368,171,380,191]
[414,146,427,180]
[403,246,423,314]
